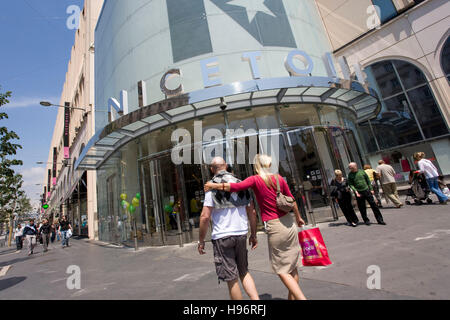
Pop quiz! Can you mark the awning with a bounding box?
[76,76,380,171]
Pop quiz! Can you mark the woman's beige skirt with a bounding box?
[266,213,301,274]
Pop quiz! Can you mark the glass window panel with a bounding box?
[303,87,330,96]
[370,94,422,149]
[227,106,277,131]
[278,104,320,127]
[318,105,342,126]
[407,86,448,138]
[371,0,397,23]
[441,37,450,82]
[394,60,427,89]
[367,61,402,98]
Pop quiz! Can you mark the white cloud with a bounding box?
[3,96,60,108]
[18,166,47,207]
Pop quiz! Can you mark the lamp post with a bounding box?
[39,101,87,112]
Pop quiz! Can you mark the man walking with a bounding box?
[39,219,51,252]
[58,216,72,248]
[198,157,259,300]
[348,162,386,225]
[376,160,403,208]
[22,219,38,255]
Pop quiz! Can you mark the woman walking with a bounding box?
[414,152,448,204]
[330,170,359,227]
[205,154,307,300]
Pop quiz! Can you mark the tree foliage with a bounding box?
[0,87,25,226]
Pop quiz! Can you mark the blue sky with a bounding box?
[1,0,84,209]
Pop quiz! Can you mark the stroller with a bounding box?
[405,171,433,205]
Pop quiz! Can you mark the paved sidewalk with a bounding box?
[0,196,449,300]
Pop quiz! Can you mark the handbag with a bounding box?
[67,229,73,238]
[275,174,295,213]
[298,227,332,266]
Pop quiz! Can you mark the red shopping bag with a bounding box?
[298,227,332,266]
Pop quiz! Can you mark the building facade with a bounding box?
[42,0,103,240]
[76,0,382,247]
[316,0,450,182]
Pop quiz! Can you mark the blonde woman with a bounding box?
[414,152,448,204]
[205,154,307,300]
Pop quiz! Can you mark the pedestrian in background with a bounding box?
[50,223,56,243]
[330,170,359,227]
[199,157,259,300]
[376,160,403,208]
[348,162,386,225]
[14,223,23,251]
[414,152,448,205]
[22,219,38,255]
[364,164,382,207]
[39,219,51,252]
[14,224,24,251]
[58,216,72,248]
[205,154,307,300]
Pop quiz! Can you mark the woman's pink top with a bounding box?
[229,175,294,222]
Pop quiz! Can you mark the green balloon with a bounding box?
[129,204,136,214]
[164,204,173,213]
[122,201,130,210]
[136,193,141,199]
[120,193,127,200]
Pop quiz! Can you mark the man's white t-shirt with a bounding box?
[203,191,249,240]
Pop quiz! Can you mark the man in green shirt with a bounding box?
[347,162,386,226]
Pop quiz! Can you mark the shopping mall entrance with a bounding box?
[138,125,363,246]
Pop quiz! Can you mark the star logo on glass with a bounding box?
[210,0,297,48]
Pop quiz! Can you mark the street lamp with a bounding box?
[36,160,71,167]
[39,101,87,111]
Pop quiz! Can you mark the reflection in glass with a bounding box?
[407,86,448,138]
[370,94,422,149]
[394,60,427,90]
[368,61,402,98]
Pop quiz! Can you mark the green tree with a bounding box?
[0,87,24,244]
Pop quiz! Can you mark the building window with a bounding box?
[441,37,450,82]
[363,59,448,152]
[372,0,397,23]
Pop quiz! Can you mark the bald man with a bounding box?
[348,162,386,225]
[198,157,259,300]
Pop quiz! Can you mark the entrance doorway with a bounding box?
[140,152,208,246]
[138,125,363,246]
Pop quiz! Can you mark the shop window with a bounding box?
[407,86,448,138]
[365,59,448,151]
[441,37,450,82]
[371,0,397,23]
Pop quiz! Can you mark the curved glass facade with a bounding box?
[96,103,363,245]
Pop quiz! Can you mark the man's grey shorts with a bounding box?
[211,234,248,282]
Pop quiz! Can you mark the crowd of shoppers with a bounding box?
[12,216,72,255]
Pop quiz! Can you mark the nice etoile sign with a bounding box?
[107,49,366,121]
